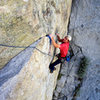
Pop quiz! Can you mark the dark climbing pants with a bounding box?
[49,59,61,72]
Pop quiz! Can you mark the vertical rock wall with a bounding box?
[69,0,100,100]
[53,0,100,100]
[0,0,72,100]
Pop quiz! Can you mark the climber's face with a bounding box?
[63,36,69,43]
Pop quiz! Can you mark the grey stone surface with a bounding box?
[54,0,100,99]
[69,0,100,61]
[57,76,66,87]
[53,54,81,100]
[0,0,72,100]
[69,0,100,100]
[0,39,41,87]
[77,60,100,100]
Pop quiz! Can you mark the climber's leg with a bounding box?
[49,59,61,73]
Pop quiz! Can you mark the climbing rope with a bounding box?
[46,35,52,54]
[0,5,54,57]
[0,35,53,57]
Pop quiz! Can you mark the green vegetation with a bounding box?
[77,56,89,79]
[72,56,89,100]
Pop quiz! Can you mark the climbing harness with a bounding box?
[56,53,71,64]
[66,55,70,61]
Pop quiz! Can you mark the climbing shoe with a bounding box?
[50,69,53,73]
[54,67,56,71]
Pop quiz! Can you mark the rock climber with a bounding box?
[49,33,72,73]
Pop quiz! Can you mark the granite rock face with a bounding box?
[69,0,100,100]
[0,0,72,69]
[0,0,72,100]
[53,52,83,100]
[53,0,100,100]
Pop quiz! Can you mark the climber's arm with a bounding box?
[55,33,63,42]
[49,35,60,48]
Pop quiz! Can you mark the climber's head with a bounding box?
[63,35,72,43]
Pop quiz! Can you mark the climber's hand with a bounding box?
[55,33,59,36]
[49,34,53,38]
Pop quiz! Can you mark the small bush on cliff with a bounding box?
[72,57,89,100]
[77,56,89,79]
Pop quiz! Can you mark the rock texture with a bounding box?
[0,0,72,69]
[0,0,72,100]
[70,0,100,100]
[53,51,83,100]
[53,0,100,100]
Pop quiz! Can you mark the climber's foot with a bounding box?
[50,69,53,73]
[54,67,56,71]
